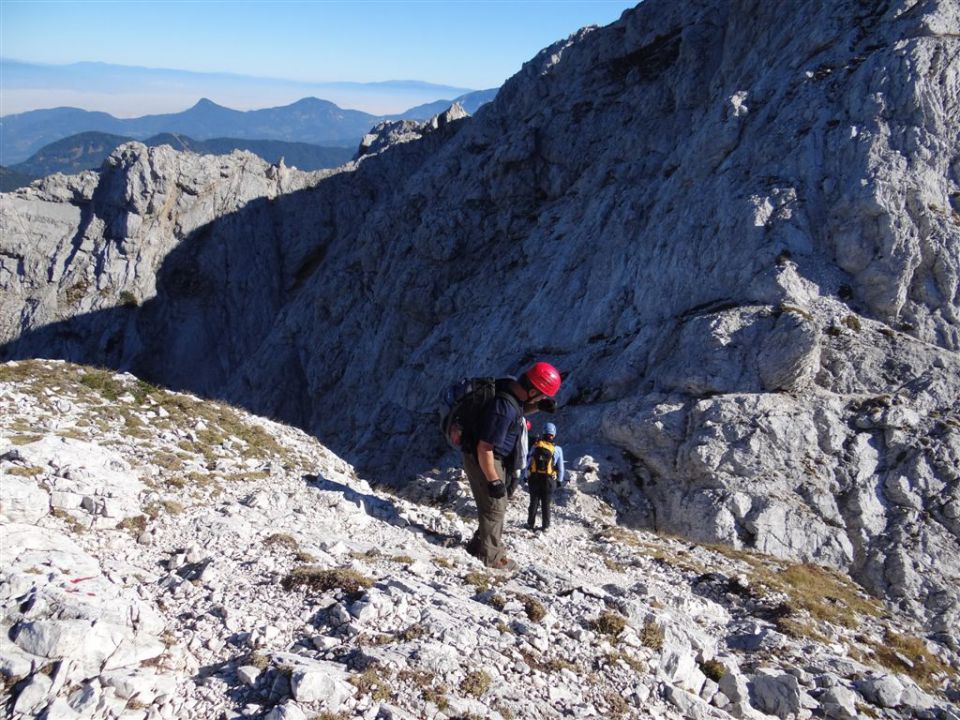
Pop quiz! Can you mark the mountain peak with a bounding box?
[190,97,226,111]
[288,96,338,109]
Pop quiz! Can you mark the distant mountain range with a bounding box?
[0,131,359,191]
[0,92,497,166]
[1,58,480,117]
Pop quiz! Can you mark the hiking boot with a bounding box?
[490,556,517,572]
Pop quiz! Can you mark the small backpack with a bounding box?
[528,439,556,480]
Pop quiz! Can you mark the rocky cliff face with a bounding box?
[1,0,959,645]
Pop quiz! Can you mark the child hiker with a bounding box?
[526,422,565,532]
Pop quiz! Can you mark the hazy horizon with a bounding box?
[1,1,638,117]
[0,59,482,117]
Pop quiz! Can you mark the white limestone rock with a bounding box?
[0,475,48,524]
[820,685,859,720]
[856,673,904,709]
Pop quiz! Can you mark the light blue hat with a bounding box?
[544,422,557,437]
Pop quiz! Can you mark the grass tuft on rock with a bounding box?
[460,670,491,697]
[603,689,629,718]
[464,570,491,592]
[349,667,392,701]
[708,544,883,637]
[774,563,881,627]
[263,533,299,550]
[281,566,373,598]
[640,619,664,650]
[5,465,45,477]
[862,630,953,691]
[605,651,646,673]
[116,515,148,535]
[591,611,627,638]
[516,593,547,622]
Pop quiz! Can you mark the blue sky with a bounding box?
[1,1,638,114]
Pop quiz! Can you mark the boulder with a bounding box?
[820,685,859,720]
[749,672,805,719]
[857,674,904,709]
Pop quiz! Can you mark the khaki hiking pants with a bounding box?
[463,453,508,567]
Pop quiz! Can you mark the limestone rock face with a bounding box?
[1,0,959,640]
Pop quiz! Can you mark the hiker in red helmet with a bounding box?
[462,362,561,570]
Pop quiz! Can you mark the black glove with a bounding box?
[537,398,557,413]
[488,480,507,499]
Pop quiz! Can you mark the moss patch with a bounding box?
[700,659,725,682]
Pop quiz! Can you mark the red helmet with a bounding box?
[524,361,561,397]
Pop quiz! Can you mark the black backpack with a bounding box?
[440,377,522,459]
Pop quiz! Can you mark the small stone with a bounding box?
[237,666,261,686]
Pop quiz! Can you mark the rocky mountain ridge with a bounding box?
[2,131,355,190]
[1,0,958,659]
[2,360,958,719]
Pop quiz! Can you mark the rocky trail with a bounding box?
[2,360,958,719]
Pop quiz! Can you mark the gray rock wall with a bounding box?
[1,0,958,637]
